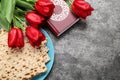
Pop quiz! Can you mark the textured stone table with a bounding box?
[45,0,120,80]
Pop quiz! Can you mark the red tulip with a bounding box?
[35,0,55,18]
[71,0,94,19]
[25,11,45,29]
[8,28,24,48]
[26,26,45,47]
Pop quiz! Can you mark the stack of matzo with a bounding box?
[0,29,50,80]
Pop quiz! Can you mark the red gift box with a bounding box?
[47,0,79,36]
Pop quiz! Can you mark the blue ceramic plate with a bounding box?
[31,29,54,80]
[0,28,54,80]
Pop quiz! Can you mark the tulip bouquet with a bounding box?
[0,0,53,48]
[0,0,94,48]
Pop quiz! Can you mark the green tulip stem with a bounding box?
[66,0,74,7]
[13,16,25,31]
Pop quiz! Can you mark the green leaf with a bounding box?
[0,14,10,31]
[16,0,34,10]
[14,7,27,22]
[14,7,26,17]
[0,2,1,13]
[24,0,36,5]
[1,0,16,23]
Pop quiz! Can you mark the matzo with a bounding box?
[0,29,50,80]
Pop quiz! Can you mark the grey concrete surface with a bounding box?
[45,0,120,80]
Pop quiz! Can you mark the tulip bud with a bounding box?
[26,26,45,47]
[71,0,94,19]
[35,0,55,18]
[8,28,24,48]
[25,11,45,29]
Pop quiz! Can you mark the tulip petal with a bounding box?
[8,28,18,48]
[16,28,24,48]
